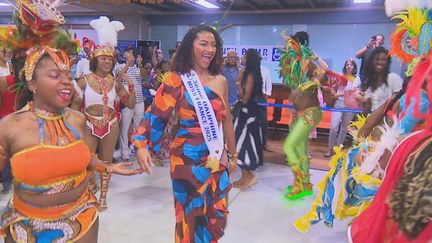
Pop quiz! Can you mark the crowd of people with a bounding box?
[0,0,431,242]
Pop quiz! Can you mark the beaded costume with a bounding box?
[0,105,99,242]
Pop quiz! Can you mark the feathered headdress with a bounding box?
[279,36,314,89]
[0,0,78,81]
[385,0,432,129]
[389,8,432,76]
[89,16,124,58]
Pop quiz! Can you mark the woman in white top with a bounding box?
[359,47,403,113]
[73,46,136,211]
[324,58,362,157]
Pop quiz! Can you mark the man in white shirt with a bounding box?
[259,65,272,154]
[115,47,145,160]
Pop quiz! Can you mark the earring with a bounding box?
[33,89,37,95]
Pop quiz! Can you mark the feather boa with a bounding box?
[359,113,402,178]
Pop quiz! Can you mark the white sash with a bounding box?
[180,70,224,171]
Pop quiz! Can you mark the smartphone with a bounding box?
[371,35,377,41]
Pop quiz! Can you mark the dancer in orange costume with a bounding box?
[0,2,141,242]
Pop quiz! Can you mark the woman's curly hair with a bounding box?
[171,25,223,75]
[388,137,432,239]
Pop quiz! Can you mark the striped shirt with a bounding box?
[115,63,144,103]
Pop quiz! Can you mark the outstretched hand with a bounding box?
[136,148,154,174]
[108,162,143,175]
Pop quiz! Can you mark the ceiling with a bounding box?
[124,0,385,14]
[0,0,385,15]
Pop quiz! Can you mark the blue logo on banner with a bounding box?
[272,48,281,62]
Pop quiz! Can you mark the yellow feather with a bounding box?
[392,8,427,37]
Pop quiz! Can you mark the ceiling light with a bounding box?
[0,2,9,6]
[353,0,371,3]
[196,0,219,9]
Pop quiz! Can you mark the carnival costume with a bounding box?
[293,4,431,234]
[81,16,133,212]
[0,104,99,242]
[349,50,432,243]
[348,2,432,242]
[0,1,108,240]
[132,71,231,242]
[85,16,125,140]
[279,37,328,199]
[0,0,128,242]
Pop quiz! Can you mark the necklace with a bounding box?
[30,102,79,146]
[33,106,63,120]
[93,73,110,118]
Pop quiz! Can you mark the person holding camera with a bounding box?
[356,34,385,89]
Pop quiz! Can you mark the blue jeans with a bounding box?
[327,100,355,153]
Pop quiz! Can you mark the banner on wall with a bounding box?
[223,45,283,84]
[118,40,137,52]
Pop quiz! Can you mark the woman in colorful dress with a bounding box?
[0,3,141,242]
[233,48,264,189]
[133,25,237,243]
[73,17,136,211]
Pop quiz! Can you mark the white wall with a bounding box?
[168,23,401,83]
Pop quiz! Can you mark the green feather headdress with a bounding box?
[279,36,314,89]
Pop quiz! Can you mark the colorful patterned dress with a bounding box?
[132,72,231,243]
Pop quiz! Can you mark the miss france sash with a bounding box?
[180,70,224,173]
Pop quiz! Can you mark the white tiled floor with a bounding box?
[0,163,349,243]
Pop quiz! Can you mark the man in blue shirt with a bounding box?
[221,50,239,106]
